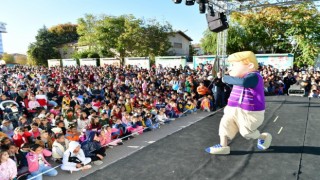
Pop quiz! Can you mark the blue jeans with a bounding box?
[28,164,58,180]
[185,108,197,114]
[48,101,58,107]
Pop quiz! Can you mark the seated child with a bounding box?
[1,120,14,138]
[35,130,53,150]
[156,109,171,124]
[99,125,123,147]
[81,131,106,165]
[143,113,160,130]
[184,100,197,114]
[61,141,91,173]
[200,96,211,112]
[65,125,80,142]
[7,143,28,174]
[26,144,58,180]
[52,133,69,163]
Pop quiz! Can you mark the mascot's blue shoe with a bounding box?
[205,144,230,155]
[257,133,272,150]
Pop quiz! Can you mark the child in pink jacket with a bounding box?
[26,144,58,180]
[99,125,123,147]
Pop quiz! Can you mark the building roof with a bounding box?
[176,31,193,41]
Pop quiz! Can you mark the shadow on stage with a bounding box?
[231,146,320,155]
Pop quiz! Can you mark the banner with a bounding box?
[193,54,293,70]
[100,58,121,67]
[124,57,150,69]
[193,56,215,69]
[47,59,61,67]
[155,56,186,68]
[62,59,77,67]
[256,54,294,70]
[315,54,320,71]
[79,58,97,66]
[193,55,231,69]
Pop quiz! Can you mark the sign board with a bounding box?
[155,56,186,68]
[193,56,229,70]
[79,58,97,66]
[193,54,293,70]
[0,60,6,65]
[100,58,121,67]
[124,57,150,69]
[47,59,61,67]
[315,54,320,71]
[193,56,215,69]
[62,59,77,67]
[256,54,294,71]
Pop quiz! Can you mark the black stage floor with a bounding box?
[81,96,320,180]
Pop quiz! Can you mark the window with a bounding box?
[173,42,182,49]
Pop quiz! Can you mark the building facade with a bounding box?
[168,31,193,56]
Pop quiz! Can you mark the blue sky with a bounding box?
[0,0,208,54]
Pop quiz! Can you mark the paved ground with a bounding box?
[45,96,320,180]
[46,108,216,180]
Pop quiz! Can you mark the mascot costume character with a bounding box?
[206,51,272,155]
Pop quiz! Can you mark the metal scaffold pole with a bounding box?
[221,29,228,74]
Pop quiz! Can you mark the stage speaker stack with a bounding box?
[206,12,229,33]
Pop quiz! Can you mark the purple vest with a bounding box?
[227,72,265,111]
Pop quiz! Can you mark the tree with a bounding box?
[77,14,99,51]
[49,23,79,46]
[27,24,79,66]
[200,29,217,55]
[14,54,27,65]
[2,53,15,64]
[76,14,173,64]
[72,50,100,59]
[139,19,173,59]
[231,2,320,66]
[27,26,61,65]
[200,25,249,55]
[201,2,320,67]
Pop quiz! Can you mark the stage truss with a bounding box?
[210,0,320,74]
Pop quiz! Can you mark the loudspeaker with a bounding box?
[206,13,229,33]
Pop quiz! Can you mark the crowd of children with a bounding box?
[0,64,217,179]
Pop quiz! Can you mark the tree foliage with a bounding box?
[49,23,79,45]
[200,25,248,55]
[14,54,27,65]
[1,53,15,64]
[76,14,173,63]
[27,23,79,65]
[200,2,320,67]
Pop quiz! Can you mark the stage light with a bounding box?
[199,3,206,14]
[186,0,195,6]
[173,0,182,4]
[196,0,209,3]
